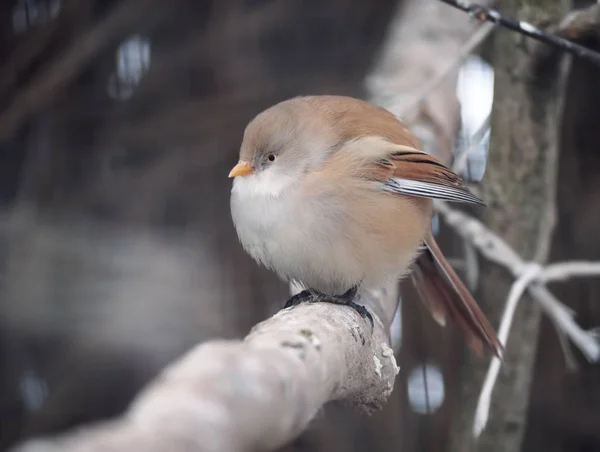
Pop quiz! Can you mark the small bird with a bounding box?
[229,95,502,357]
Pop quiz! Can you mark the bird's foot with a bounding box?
[283,289,314,309]
[283,285,374,329]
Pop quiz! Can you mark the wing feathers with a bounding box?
[383,178,485,205]
[351,137,499,356]
[360,140,483,205]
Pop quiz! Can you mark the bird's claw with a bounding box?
[282,285,374,330]
[283,289,313,309]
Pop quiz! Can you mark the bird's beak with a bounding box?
[228,161,254,178]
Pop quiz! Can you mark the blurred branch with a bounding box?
[10,302,398,452]
[451,112,490,175]
[434,200,600,438]
[0,0,95,99]
[541,262,600,283]
[368,0,497,165]
[394,21,495,120]
[0,0,162,141]
[0,18,59,97]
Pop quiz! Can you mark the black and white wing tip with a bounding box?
[382,178,485,206]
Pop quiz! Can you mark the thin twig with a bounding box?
[452,112,490,175]
[551,317,579,372]
[435,200,600,361]
[473,263,542,437]
[433,200,600,437]
[439,0,600,67]
[541,261,600,283]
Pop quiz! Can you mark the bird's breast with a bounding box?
[230,176,360,292]
[230,175,430,294]
[230,177,299,269]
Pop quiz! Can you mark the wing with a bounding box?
[373,146,484,205]
[352,137,499,356]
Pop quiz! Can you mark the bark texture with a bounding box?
[10,302,398,452]
[450,1,570,451]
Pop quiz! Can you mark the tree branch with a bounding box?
[9,301,398,452]
[434,200,600,438]
[435,200,600,362]
[439,0,600,67]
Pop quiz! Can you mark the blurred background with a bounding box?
[1,0,599,451]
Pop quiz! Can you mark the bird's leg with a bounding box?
[320,285,374,329]
[283,284,374,329]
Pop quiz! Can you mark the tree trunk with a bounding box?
[450,1,569,451]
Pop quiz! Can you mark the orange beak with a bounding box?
[228,161,254,178]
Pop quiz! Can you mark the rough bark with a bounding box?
[449,1,569,451]
[9,302,398,452]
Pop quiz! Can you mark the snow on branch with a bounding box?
[10,302,398,452]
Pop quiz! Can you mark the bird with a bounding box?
[228,94,502,358]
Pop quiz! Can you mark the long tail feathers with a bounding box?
[410,232,503,359]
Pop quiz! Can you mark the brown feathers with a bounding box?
[413,233,503,358]
[386,150,466,191]
[370,147,485,205]
[238,95,501,358]
[295,96,499,356]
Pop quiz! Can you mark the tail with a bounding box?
[410,231,503,358]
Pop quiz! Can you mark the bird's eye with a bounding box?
[267,153,276,162]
